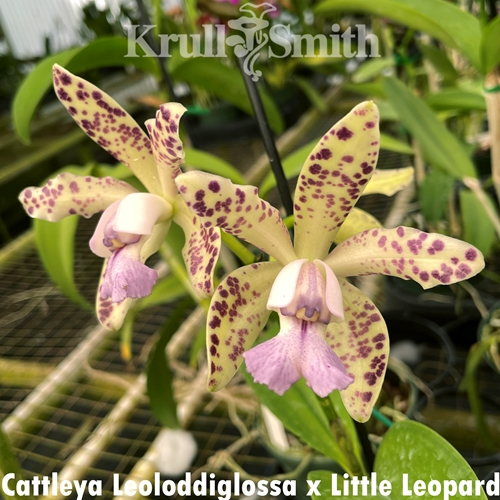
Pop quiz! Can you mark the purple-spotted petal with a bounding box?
[173,197,221,298]
[293,101,380,260]
[244,315,353,397]
[207,262,282,391]
[96,221,170,330]
[325,279,388,422]
[175,172,297,265]
[19,173,136,222]
[52,65,160,195]
[145,103,186,199]
[325,226,485,289]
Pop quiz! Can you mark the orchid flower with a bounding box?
[174,101,485,422]
[19,65,220,330]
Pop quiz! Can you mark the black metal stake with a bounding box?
[236,57,294,217]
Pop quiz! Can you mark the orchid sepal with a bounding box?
[52,65,160,195]
[293,101,380,260]
[19,173,137,222]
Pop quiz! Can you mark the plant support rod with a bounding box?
[237,57,294,217]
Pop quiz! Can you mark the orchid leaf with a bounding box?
[379,134,413,155]
[0,427,29,500]
[419,170,454,223]
[13,37,158,143]
[184,149,245,184]
[172,58,284,134]
[33,165,94,312]
[375,421,488,500]
[383,77,477,179]
[352,58,394,83]
[425,89,486,112]
[314,0,481,70]
[308,421,487,500]
[481,16,500,75]
[344,82,386,99]
[292,76,328,112]
[134,274,187,310]
[418,42,459,87]
[147,297,194,429]
[460,189,496,257]
[242,368,355,474]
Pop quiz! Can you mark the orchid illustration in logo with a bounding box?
[226,2,278,81]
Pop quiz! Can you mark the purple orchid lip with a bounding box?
[100,243,158,303]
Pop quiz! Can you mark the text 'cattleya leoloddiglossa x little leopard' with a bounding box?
[175,101,485,422]
[19,65,220,330]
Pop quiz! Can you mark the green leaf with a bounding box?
[292,76,328,112]
[184,149,245,184]
[419,170,455,222]
[13,37,158,143]
[308,421,488,500]
[146,297,195,429]
[481,16,500,75]
[329,391,365,473]
[314,0,481,70]
[383,77,477,179]
[0,426,30,500]
[460,189,496,257]
[352,58,394,83]
[242,368,354,474]
[425,89,486,112]
[418,42,459,87]
[135,274,187,310]
[344,82,386,99]
[13,48,80,144]
[34,216,93,312]
[379,134,413,155]
[172,58,284,134]
[375,421,488,500]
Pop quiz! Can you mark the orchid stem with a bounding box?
[236,56,294,216]
[220,232,255,266]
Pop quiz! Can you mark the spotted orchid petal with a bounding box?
[145,103,186,200]
[175,172,297,265]
[207,262,282,391]
[96,221,170,330]
[173,197,221,298]
[333,208,382,245]
[325,279,388,422]
[293,101,380,260]
[52,65,160,195]
[19,173,136,222]
[325,226,484,289]
[362,167,414,196]
[244,315,353,397]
